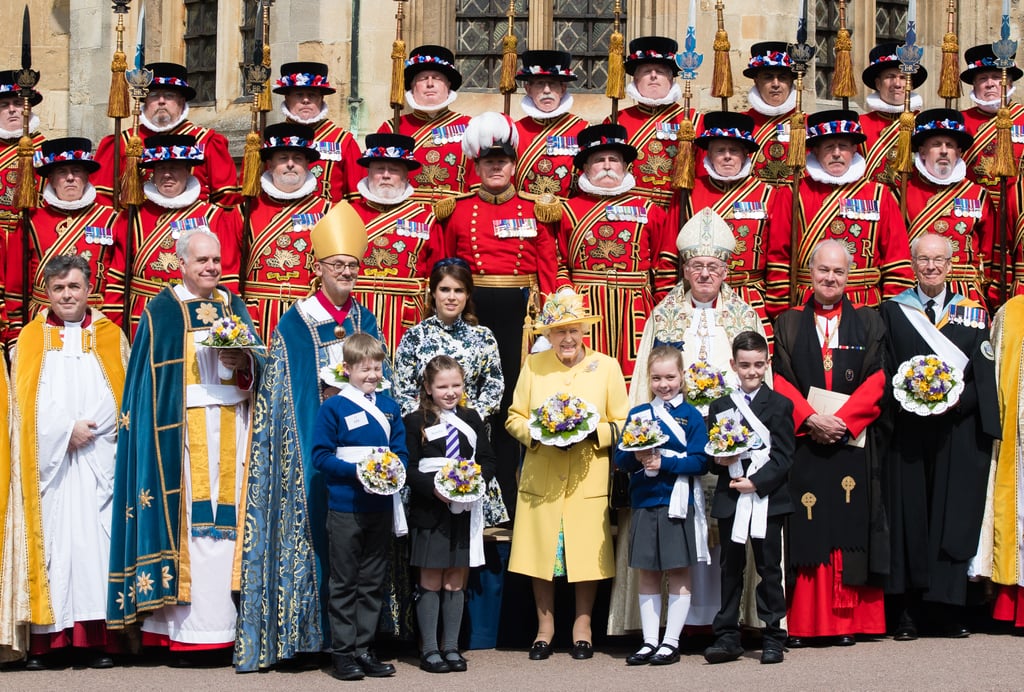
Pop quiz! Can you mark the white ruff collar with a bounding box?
[805,152,867,185]
[970,86,1017,113]
[140,104,190,133]
[627,81,682,107]
[43,182,97,211]
[866,90,922,114]
[0,113,40,140]
[406,89,459,114]
[261,170,317,200]
[144,176,201,208]
[520,93,575,120]
[746,86,796,117]
[281,100,329,126]
[704,155,753,183]
[914,153,966,186]
[357,176,415,205]
[577,172,636,196]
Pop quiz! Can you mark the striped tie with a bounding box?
[445,422,460,458]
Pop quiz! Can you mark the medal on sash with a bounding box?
[396,218,431,239]
[169,217,211,240]
[545,135,579,156]
[732,201,765,220]
[953,198,982,218]
[839,198,880,220]
[84,225,114,246]
[290,213,323,233]
[775,122,791,143]
[605,205,649,223]
[431,124,467,145]
[655,122,679,141]
[315,141,342,161]
[1013,125,1024,144]
[493,218,538,238]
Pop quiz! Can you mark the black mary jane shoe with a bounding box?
[625,643,658,666]
[442,650,467,672]
[648,644,680,666]
[570,641,594,660]
[419,651,451,674]
[528,641,552,661]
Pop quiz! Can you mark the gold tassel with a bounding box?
[711,29,734,99]
[938,31,962,101]
[107,50,130,119]
[831,28,856,99]
[499,34,518,95]
[989,106,1017,178]
[893,110,916,174]
[433,195,456,220]
[786,112,806,168]
[257,45,272,113]
[390,39,406,108]
[605,31,625,100]
[240,131,263,197]
[533,193,563,223]
[120,134,145,208]
[671,119,696,191]
[14,134,37,210]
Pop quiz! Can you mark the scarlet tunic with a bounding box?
[304,118,362,204]
[860,110,903,187]
[350,195,443,349]
[607,104,702,208]
[555,191,677,381]
[744,108,795,186]
[765,177,915,317]
[5,199,125,342]
[242,191,331,342]
[901,172,995,305]
[962,103,1024,210]
[104,199,242,336]
[514,113,588,198]
[378,110,480,204]
[94,122,240,208]
[681,175,778,341]
[0,132,46,334]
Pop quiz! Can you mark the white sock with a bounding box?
[661,593,691,648]
[638,593,662,646]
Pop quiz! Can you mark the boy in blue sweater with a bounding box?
[311,333,409,681]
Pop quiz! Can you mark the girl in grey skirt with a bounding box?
[613,346,710,666]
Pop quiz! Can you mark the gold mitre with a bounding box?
[676,207,736,262]
[311,200,368,260]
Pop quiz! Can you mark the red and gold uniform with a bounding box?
[378,111,479,204]
[304,118,362,204]
[0,130,45,234]
[555,190,676,381]
[745,109,794,186]
[94,122,240,209]
[902,171,995,305]
[105,198,242,336]
[765,177,914,317]
[242,191,330,342]
[961,102,1024,210]
[6,196,124,343]
[860,110,903,187]
[351,195,443,349]
[514,113,588,199]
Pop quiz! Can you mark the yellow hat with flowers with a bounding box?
[532,290,602,334]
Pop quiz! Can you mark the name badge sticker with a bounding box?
[344,411,369,429]
[424,423,447,441]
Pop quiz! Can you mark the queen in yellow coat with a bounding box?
[506,291,628,660]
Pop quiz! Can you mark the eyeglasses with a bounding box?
[685,262,726,275]
[320,259,360,274]
[913,256,951,267]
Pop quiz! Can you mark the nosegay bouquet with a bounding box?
[356,448,406,495]
[434,458,486,508]
[892,354,964,416]
[201,314,263,348]
[684,360,730,406]
[528,393,599,447]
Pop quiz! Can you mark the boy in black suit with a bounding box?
[704,331,795,664]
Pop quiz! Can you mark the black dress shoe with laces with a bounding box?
[528,640,552,660]
[625,643,658,666]
[570,640,594,660]
[87,654,115,669]
[704,639,744,664]
[355,651,395,677]
[760,647,784,664]
[893,626,918,642]
[330,655,365,681]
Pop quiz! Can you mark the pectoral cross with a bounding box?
[841,475,856,503]
[801,492,816,520]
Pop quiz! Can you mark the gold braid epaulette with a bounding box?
[518,190,564,223]
[432,191,476,220]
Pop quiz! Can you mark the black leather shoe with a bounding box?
[88,654,115,669]
[761,648,784,664]
[625,643,658,666]
[528,640,552,660]
[703,639,744,664]
[420,651,451,673]
[23,657,45,671]
[835,635,856,647]
[786,636,806,649]
[570,640,594,660]
[648,644,679,666]
[330,655,365,681]
[442,650,467,672]
[944,624,970,639]
[356,651,395,677]
[893,626,918,642]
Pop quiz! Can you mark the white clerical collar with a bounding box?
[174,283,224,302]
[357,176,415,205]
[520,93,575,120]
[805,152,867,185]
[626,81,682,108]
[140,104,190,133]
[405,89,459,114]
[43,182,97,212]
[746,86,796,117]
[692,297,715,309]
[704,155,753,183]
[970,86,1016,113]
[144,176,202,209]
[865,90,923,114]
[916,286,947,310]
[281,100,329,126]
[914,153,966,186]
[0,113,39,140]
[577,172,636,196]
[260,170,317,201]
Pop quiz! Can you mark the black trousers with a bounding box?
[327,509,391,657]
[712,514,787,647]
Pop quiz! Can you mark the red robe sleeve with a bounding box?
[834,369,885,437]
[648,203,679,302]
[535,219,558,294]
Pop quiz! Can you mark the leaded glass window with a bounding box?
[814,0,840,99]
[240,2,260,96]
[456,0,528,91]
[553,0,626,93]
[875,0,909,43]
[184,0,218,103]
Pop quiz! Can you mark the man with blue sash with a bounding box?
[880,232,999,641]
[235,201,393,671]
